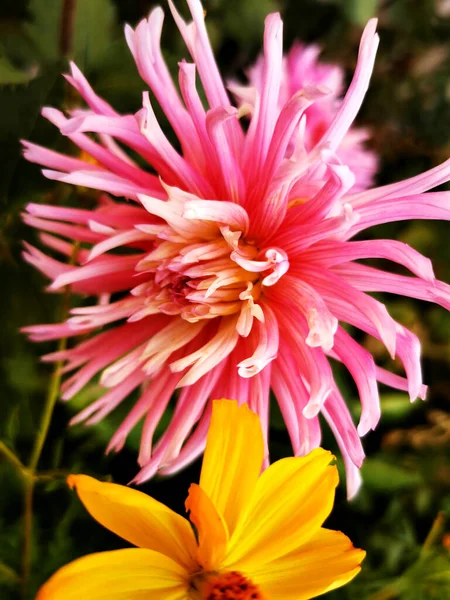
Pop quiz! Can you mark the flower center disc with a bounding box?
[201,571,263,600]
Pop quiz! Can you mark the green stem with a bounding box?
[27,338,68,474]
[19,1,79,594]
[367,586,400,600]
[0,560,20,586]
[35,469,73,482]
[421,512,445,556]
[21,244,78,599]
[28,244,77,474]
[21,305,72,600]
[59,0,78,58]
[368,512,446,600]
[21,479,34,600]
[0,441,28,481]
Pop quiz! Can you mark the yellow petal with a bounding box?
[36,548,189,600]
[251,528,366,600]
[224,448,339,568]
[68,475,196,570]
[185,483,228,571]
[199,399,264,535]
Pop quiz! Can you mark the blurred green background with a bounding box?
[1,0,450,598]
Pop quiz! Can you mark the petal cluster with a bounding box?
[22,0,450,497]
[36,400,365,600]
[230,40,378,191]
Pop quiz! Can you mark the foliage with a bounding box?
[0,0,449,598]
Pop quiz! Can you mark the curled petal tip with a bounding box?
[356,419,371,437]
[302,401,322,419]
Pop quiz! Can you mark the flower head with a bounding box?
[230,41,378,191]
[36,400,365,600]
[23,1,450,497]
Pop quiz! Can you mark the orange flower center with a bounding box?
[199,571,263,600]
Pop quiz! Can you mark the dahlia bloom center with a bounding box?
[193,570,263,600]
[133,187,289,338]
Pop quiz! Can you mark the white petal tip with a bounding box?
[357,421,371,437]
[302,402,322,419]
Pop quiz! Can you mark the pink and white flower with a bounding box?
[22,1,450,497]
[230,40,378,191]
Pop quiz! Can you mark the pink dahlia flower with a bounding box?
[22,1,450,498]
[230,41,378,191]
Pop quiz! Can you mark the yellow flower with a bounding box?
[36,400,365,600]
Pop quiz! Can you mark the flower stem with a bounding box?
[35,469,73,482]
[0,441,28,481]
[21,339,69,600]
[21,478,34,600]
[0,560,20,586]
[20,240,78,599]
[367,586,400,600]
[368,512,446,600]
[19,1,78,595]
[59,0,78,58]
[27,339,68,474]
[421,512,445,556]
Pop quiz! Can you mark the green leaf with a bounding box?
[341,0,379,27]
[221,0,279,45]
[0,67,62,202]
[379,394,422,422]
[0,560,19,590]
[90,39,146,111]
[72,0,118,69]
[23,0,62,63]
[24,0,117,67]
[348,393,422,424]
[361,458,423,492]
[0,54,38,84]
[400,551,450,599]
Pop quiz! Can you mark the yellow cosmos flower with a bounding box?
[36,400,365,600]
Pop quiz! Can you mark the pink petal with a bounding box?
[317,19,379,152]
[350,192,450,234]
[243,14,283,187]
[300,239,435,282]
[332,327,380,435]
[205,106,245,203]
[334,263,450,311]
[124,9,204,166]
[298,265,397,358]
[64,62,117,116]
